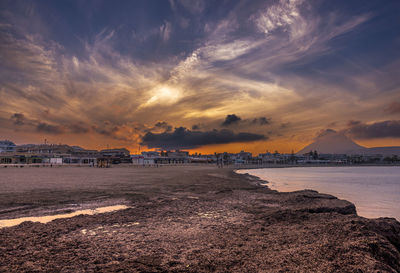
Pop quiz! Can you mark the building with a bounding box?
[100,148,130,157]
[141,151,160,157]
[189,153,216,164]
[0,140,16,153]
[16,144,74,154]
[160,150,189,158]
[233,151,252,164]
[100,148,131,164]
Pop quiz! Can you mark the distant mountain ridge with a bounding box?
[297,129,400,155]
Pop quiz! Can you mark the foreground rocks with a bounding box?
[0,166,399,272]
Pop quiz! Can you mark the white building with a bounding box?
[131,155,155,165]
[0,140,16,153]
[50,158,63,164]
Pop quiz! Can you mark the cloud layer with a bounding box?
[346,120,400,139]
[0,0,399,152]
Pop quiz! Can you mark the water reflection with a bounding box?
[0,205,129,228]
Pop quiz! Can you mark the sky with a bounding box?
[1,0,400,154]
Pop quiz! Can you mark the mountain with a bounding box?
[297,129,400,155]
[297,129,366,155]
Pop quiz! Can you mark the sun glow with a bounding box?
[144,86,182,107]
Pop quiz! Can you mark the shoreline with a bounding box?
[0,166,399,272]
[236,166,400,221]
[234,163,400,170]
[1,162,400,169]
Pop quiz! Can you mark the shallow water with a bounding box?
[238,166,400,220]
[0,205,129,228]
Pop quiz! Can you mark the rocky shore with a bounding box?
[0,166,399,272]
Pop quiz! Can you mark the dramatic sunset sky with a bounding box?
[1,0,400,154]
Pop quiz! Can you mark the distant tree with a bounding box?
[383,155,399,163]
[383,156,393,163]
[313,150,318,160]
[290,150,296,162]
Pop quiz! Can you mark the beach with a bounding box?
[0,166,399,272]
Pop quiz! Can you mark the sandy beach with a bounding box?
[0,165,399,272]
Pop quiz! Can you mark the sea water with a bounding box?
[237,166,400,220]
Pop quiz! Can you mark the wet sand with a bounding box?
[0,166,399,272]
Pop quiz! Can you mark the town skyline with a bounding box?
[3,127,400,157]
[1,0,400,154]
[2,136,399,167]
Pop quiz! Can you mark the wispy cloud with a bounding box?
[0,0,398,152]
[160,21,172,42]
[253,0,304,36]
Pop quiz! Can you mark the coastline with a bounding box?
[0,166,399,272]
[236,166,400,221]
[233,163,400,170]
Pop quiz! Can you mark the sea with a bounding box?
[237,166,400,220]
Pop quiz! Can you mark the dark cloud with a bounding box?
[222,115,270,127]
[327,121,337,127]
[346,120,400,139]
[141,127,266,149]
[252,117,271,125]
[222,114,241,126]
[385,102,400,114]
[92,124,138,142]
[155,121,168,127]
[11,113,26,125]
[154,121,172,132]
[92,125,119,136]
[36,122,65,134]
[317,128,337,138]
[347,120,361,127]
[280,122,290,128]
[68,124,90,134]
[11,112,89,134]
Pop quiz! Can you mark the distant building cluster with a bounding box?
[0,140,130,167]
[0,140,399,167]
